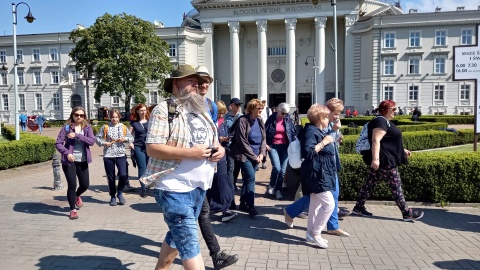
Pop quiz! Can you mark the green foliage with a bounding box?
[0,126,56,170]
[69,13,172,113]
[339,122,449,135]
[338,152,480,203]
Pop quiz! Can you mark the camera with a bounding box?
[208,146,218,157]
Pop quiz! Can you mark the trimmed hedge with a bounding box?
[301,115,474,126]
[340,122,449,135]
[0,125,56,170]
[339,152,480,203]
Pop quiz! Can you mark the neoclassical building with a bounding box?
[0,0,479,123]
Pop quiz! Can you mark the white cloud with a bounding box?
[401,0,478,13]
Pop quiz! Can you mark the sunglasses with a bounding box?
[74,113,85,118]
[390,107,397,112]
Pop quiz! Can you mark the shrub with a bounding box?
[338,152,480,203]
[0,126,56,170]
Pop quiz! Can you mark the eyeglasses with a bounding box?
[74,113,85,118]
[390,107,397,112]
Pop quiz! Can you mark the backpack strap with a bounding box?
[166,98,179,140]
[103,124,109,139]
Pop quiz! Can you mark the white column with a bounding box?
[344,15,358,106]
[228,21,240,99]
[201,22,215,101]
[285,18,297,109]
[256,20,268,104]
[314,17,327,105]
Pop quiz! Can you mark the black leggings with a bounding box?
[62,162,90,211]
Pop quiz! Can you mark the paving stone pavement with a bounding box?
[1,127,479,270]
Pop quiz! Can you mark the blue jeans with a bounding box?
[103,156,127,198]
[20,123,26,132]
[285,174,340,230]
[134,145,149,190]
[154,188,206,261]
[240,158,258,207]
[38,123,43,133]
[268,144,289,191]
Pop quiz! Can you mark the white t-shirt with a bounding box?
[155,110,216,192]
[260,106,271,125]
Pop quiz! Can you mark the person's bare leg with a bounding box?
[155,242,178,270]
[182,254,205,270]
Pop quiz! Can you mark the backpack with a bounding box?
[228,114,243,136]
[287,137,302,169]
[103,124,127,139]
[355,116,390,154]
[207,98,215,119]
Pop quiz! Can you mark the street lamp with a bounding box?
[305,56,318,103]
[12,2,35,140]
[78,70,94,121]
[306,76,314,105]
[331,0,339,98]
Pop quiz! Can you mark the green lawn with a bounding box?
[426,144,476,153]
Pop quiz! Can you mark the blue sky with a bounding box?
[0,0,476,36]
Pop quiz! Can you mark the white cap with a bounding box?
[196,66,213,83]
[260,96,267,102]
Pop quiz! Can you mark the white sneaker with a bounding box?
[283,208,294,228]
[267,186,274,195]
[274,190,283,200]
[306,231,328,248]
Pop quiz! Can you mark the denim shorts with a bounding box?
[154,188,206,260]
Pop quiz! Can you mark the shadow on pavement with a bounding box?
[74,230,161,258]
[129,202,161,213]
[52,195,107,205]
[13,202,67,217]
[36,255,134,270]
[418,208,480,233]
[433,259,480,269]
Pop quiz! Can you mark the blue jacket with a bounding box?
[264,112,297,145]
[298,123,336,195]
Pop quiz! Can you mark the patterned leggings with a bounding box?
[355,165,409,214]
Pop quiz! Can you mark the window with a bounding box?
[384,86,394,100]
[150,91,158,104]
[408,57,420,74]
[49,48,58,61]
[112,95,120,105]
[32,49,41,62]
[16,49,23,63]
[2,94,8,110]
[461,84,470,100]
[33,70,42,84]
[267,47,287,56]
[0,50,6,63]
[17,71,24,85]
[168,43,176,57]
[435,30,446,46]
[71,69,79,83]
[409,31,421,47]
[0,72,7,85]
[434,85,444,100]
[461,29,473,45]
[19,94,25,110]
[408,85,418,101]
[35,93,43,110]
[53,93,60,110]
[51,71,59,84]
[384,32,395,48]
[383,58,395,75]
[434,57,446,74]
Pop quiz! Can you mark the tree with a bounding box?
[69,13,172,114]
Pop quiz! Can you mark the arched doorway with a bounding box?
[71,94,82,108]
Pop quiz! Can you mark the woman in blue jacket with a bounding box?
[55,107,96,220]
[298,104,336,249]
[264,103,297,200]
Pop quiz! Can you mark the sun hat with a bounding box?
[163,64,209,93]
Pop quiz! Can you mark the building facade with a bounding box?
[0,0,479,124]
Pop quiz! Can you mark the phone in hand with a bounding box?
[208,146,219,157]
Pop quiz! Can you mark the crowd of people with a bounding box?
[54,64,424,269]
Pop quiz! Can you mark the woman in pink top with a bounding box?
[264,103,297,200]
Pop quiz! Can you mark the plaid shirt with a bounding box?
[140,96,217,185]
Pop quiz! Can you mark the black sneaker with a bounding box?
[238,204,250,213]
[403,209,424,222]
[248,207,259,217]
[352,205,373,216]
[212,250,239,270]
[222,211,238,222]
[109,197,117,206]
[139,189,147,198]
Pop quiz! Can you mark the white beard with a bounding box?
[176,88,206,115]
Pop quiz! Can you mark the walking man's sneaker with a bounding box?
[140,189,147,198]
[109,197,117,206]
[403,209,424,222]
[117,193,126,205]
[212,250,239,270]
[338,208,351,217]
[352,205,373,216]
[267,185,274,195]
[275,190,283,200]
[221,211,238,223]
[69,210,78,220]
[261,163,267,169]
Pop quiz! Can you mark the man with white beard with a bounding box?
[141,65,226,270]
